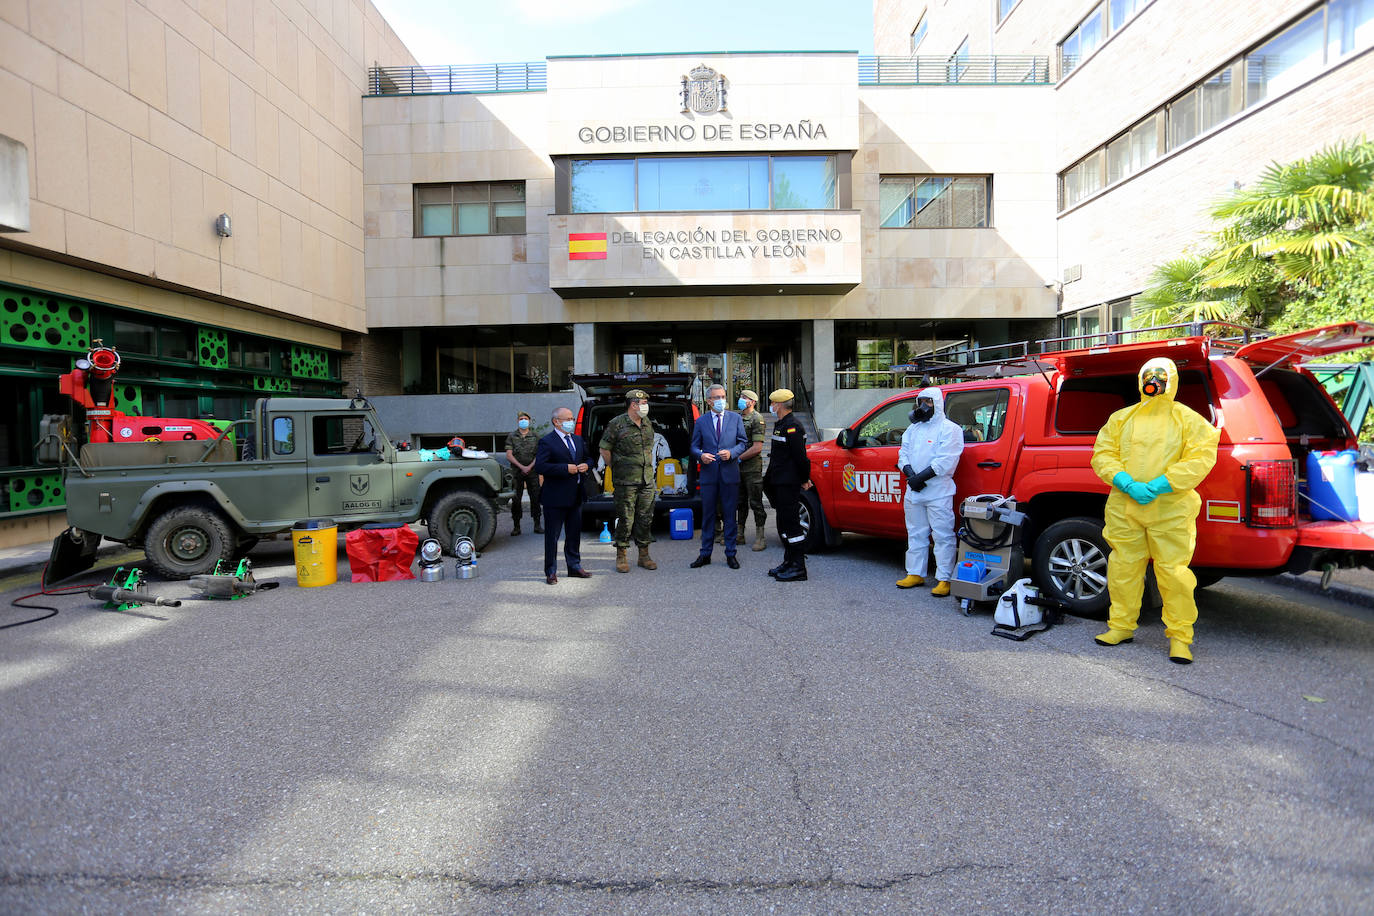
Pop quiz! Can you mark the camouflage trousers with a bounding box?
[613,482,657,548]
[736,469,766,529]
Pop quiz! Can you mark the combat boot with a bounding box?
[768,560,788,577]
[637,546,657,570]
[533,518,544,534]
[774,559,807,582]
[511,522,521,536]
[616,548,629,573]
[753,526,766,551]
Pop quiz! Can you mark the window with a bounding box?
[1060,0,1147,76]
[1062,151,1103,208]
[911,12,928,52]
[1168,89,1200,148]
[1329,0,1374,60]
[569,155,839,213]
[949,37,970,81]
[414,182,526,237]
[424,325,575,394]
[1199,64,1238,133]
[945,388,1010,442]
[879,176,990,228]
[113,318,156,355]
[272,417,295,455]
[570,159,636,213]
[312,414,379,455]
[771,157,836,209]
[1245,10,1325,106]
[856,397,916,447]
[998,0,1018,22]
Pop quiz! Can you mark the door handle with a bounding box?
[977,460,1001,469]
[316,476,330,482]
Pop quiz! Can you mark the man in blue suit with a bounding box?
[689,383,750,569]
[534,406,593,585]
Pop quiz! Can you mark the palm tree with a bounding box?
[1129,138,1374,329]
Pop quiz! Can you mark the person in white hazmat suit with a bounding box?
[895,387,965,598]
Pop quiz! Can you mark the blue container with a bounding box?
[955,559,986,582]
[669,507,694,539]
[1307,450,1359,521]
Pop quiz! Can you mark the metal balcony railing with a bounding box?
[368,62,547,96]
[858,55,1051,85]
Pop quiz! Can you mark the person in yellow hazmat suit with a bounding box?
[1090,357,1220,664]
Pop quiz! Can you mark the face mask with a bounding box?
[1141,369,1169,397]
[560,420,575,434]
[637,403,650,418]
[712,398,726,413]
[518,418,529,430]
[737,398,749,411]
[769,403,778,416]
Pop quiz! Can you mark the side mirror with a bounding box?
[837,429,856,449]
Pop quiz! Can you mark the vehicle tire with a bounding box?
[1192,569,1225,589]
[144,505,236,579]
[428,490,497,553]
[799,489,828,552]
[1033,517,1112,619]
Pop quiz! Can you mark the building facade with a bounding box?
[0,0,413,546]
[362,52,1061,447]
[877,0,1374,337]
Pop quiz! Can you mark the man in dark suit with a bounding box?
[689,383,750,569]
[534,406,593,585]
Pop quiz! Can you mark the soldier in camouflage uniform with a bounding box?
[504,410,542,536]
[735,389,768,551]
[599,388,658,573]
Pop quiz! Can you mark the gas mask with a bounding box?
[910,399,935,423]
[1140,366,1169,398]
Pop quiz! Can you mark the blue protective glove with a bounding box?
[1146,474,1172,497]
[1112,472,1135,493]
[1124,481,1156,505]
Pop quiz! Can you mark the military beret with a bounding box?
[626,389,648,400]
[740,389,759,402]
[768,388,795,403]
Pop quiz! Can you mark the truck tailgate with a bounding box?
[1297,519,1374,550]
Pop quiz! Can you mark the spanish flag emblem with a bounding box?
[569,232,607,260]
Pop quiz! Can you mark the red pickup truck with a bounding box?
[801,323,1374,614]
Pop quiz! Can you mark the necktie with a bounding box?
[715,415,721,443]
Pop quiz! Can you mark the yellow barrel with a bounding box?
[292,518,338,587]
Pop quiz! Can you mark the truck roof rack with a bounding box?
[902,321,1271,381]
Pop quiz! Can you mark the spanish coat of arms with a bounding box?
[681,64,728,114]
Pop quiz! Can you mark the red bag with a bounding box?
[345,525,419,582]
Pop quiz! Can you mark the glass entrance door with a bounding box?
[728,348,758,401]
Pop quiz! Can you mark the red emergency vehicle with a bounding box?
[802,322,1374,615]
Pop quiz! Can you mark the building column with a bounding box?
[811,318,836,433]
[573,322,596,373]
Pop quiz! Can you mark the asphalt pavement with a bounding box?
[1,518,1371,914]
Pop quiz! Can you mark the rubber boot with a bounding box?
[637,546,657,570]
[896,574,924,588]
[1094,628,1134,646]
[615,548,629,574]
[1169,639,1193,665]
[931,581,951,597]
[753,526,766,551]
[775,558,807,582]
